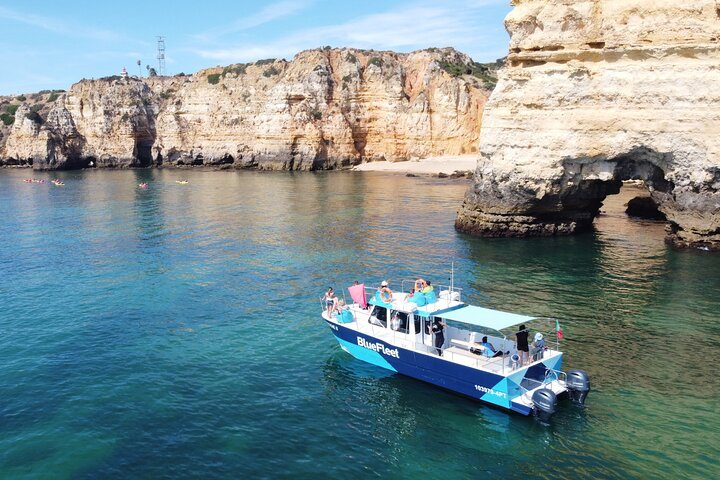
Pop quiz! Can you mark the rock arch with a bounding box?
[457,144,720,250]
[456,0,720,251]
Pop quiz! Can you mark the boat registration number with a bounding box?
[475,385,508,399]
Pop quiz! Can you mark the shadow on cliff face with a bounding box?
[457,146,720,251]
[134,140,154,168]
[557,147,675,231]
[545,147,716,250]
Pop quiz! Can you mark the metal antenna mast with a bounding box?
[156,36,166,76]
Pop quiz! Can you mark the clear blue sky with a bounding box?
[0,0,511,94]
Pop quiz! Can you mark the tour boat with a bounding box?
[321,280,590,419]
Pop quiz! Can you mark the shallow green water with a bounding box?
[0,169,718,479]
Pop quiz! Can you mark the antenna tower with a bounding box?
[156,36,166,76]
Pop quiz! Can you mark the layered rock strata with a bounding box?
[0,48,491,171]
[456,0,720,250]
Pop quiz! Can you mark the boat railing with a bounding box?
[513,367,568,402]
[543,368,567,384]
[423,341,512,374]
[399,279,463,301]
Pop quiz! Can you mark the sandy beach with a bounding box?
[352,155,478,175]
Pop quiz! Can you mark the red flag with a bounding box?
[556,319,564,340]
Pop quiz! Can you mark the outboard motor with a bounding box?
[566,370,591,405]
[532,389,557,422]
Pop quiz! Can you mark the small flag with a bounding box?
[556,319,564,340]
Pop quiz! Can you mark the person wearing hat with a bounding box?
[379,280,393,303]
[530,332,546,361]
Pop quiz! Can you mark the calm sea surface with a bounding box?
[0,169,718,479]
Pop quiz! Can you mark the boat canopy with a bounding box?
[438,305,535,331]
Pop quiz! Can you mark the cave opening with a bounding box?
[134,140,154,167]
[558,147,675,234]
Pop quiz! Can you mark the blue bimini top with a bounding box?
[438,305,535,331]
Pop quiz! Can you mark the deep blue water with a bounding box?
[1,169,718,479]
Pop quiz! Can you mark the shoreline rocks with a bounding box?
[456,0,720,251]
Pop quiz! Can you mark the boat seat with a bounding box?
[445,346,507,373]
[445,346,488,363]
[450,339,487,354]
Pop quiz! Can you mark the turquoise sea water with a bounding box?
[1,169,718,479]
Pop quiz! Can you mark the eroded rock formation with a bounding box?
[0,48,491,171]
[456,0,720,250]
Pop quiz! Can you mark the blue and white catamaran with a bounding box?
[322,279,590,419]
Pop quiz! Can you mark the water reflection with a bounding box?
[0,168,718,478]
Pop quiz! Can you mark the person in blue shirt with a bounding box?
[481,336,504,358]
[531,332,546,361]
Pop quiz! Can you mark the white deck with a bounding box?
[512,380,568,410]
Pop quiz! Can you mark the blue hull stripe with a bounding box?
[326,320,555,416]
[336,337,398,372]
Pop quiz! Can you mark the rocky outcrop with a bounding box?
[1,47,491,171]
[456,0,720,250]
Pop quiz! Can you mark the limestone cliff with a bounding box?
[0,48,491,171]
[456,0,720,250]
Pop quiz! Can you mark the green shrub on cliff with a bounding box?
[0,113,14,125]
[99,75,124,82]
[47,92,60,102]
[4,104,19,115]
[222,64,247,77]
[255,58,276,66]
[368,57,383,68]
[345,53,357,63]
[207,73,221,85]
[263,66,280,77]
[16,95,26,101]
[438,59,498,88]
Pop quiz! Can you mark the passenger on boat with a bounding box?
[336,299,346,315]
[421,281,433,294]
[414,278,426,291]
[531,333,545,361]
[390,312,401,331]
[379,281,393,303]
[430,318,445,356]
[480,336,504,358]
[323,288,338,317]
[516,324,530,366]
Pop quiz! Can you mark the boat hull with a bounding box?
[326,319,563,415]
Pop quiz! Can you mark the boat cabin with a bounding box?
[328,282,562,378]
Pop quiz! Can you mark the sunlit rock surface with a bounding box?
[1,48,491,171]
[456,0,720,250]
